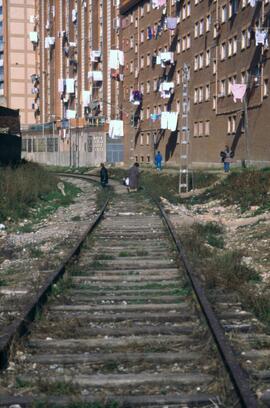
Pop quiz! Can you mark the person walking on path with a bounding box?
[155,151,163,171]
[127,162,140,192]
[220,145,233,173]
[100,163,108,187]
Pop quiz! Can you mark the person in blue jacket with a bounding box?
[155,151,163,171]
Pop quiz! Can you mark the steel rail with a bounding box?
[156,200,258,408]
[0,177,109,369]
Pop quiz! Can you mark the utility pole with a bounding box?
[179,63,191,195]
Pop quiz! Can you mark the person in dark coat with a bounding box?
[127,162,140,192]
[100,163,108,187]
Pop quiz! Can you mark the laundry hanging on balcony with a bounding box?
[248,0,258,7]
[130,90,143,105]
[90,50,101,62]
[66,109,76,119]
[66,78,75,93]
[160,112,178,131]
[88,71,103,81]
[166,17,177,30]
[82,91,91,107]
[109,120,124,139]
[159,82,175,98]
[45,36,55,49]
[58,79,65,93]
[231,84,247,103]
[29,31,38,43]
[72,9,77,22]
[159,52,174,67]
[255,29,269,47]
[109,50,125,69]
[150,113,161,121]
[152,0,166,8]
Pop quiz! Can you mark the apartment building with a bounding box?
[1,0,36,125]
[120,0,270,168]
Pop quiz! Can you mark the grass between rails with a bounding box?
[0,162,81,225]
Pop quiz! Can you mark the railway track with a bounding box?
[0,174,263,407]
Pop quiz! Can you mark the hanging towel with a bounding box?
[92,71,103,81]
[66,78,75,93]
[58,79,65,93]
[109,120,124,139]
[150,113,161,121]
[90,50,101,62]
[167,17,178,30]
[255,30,268,46]
[109,50,119,69]
[158,0,167,6]
[161,112,169,129]
[66,109,76,119]
[82,91,91,106]
[29,32,38,43]
[167,112,178,131]
[118,50,125,66]
[248,0,257,6]
[231,84,247,103]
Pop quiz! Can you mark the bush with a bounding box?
[0,162,58,222]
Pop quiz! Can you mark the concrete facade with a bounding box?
[120,0,270,167]
[2,0,36,125]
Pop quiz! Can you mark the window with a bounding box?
[146,80,151,93]
[176,100,180,112]
[263,78,268,97]
[146,107,150,119]
[213,95,217,109]
[220,79,226,96]
[206,49,210,66]
[228,115,236,133]
[130,36,134,48]
[205,84,210,100]
[232,36,237,54]
[146,133,150,144]
[140,55,144,68]
[147,53,151,66]
[228,38,232,56]
[228,77,232,94]
[199,121,203,136]
[140,134,144,145]
[140,30,144,43]
[153,105,157,114]
[135,43,138,53]
[199,19,204,36]
[206,15,211,31]
[221,5,227,23]
[140,82,144,94]
[241,30,246,49]
[187,2,191,16]
[177,70,181,85]
[194,55,198,71]
[141,156,144,162]
[187,34,191,49]
[140,109,144,120]
[199,86,203,102]
[153,78,157,91]
[194,22,199,38]
[177,38,181,53]
[199,53,204,69]
[140,5,144,17]
[241,71,247,84]
[242,0,247,8]
[135,17,138,28]
[221,42,227,60]
[213,59,217,74]
[182,36,186,51]
[147,2,151,12]
[194,88,198,103]
[158,104,162,114]
[182,4,187,19]
[194,122,198,136]
[130,61,134,73]
[205,120,210,136]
